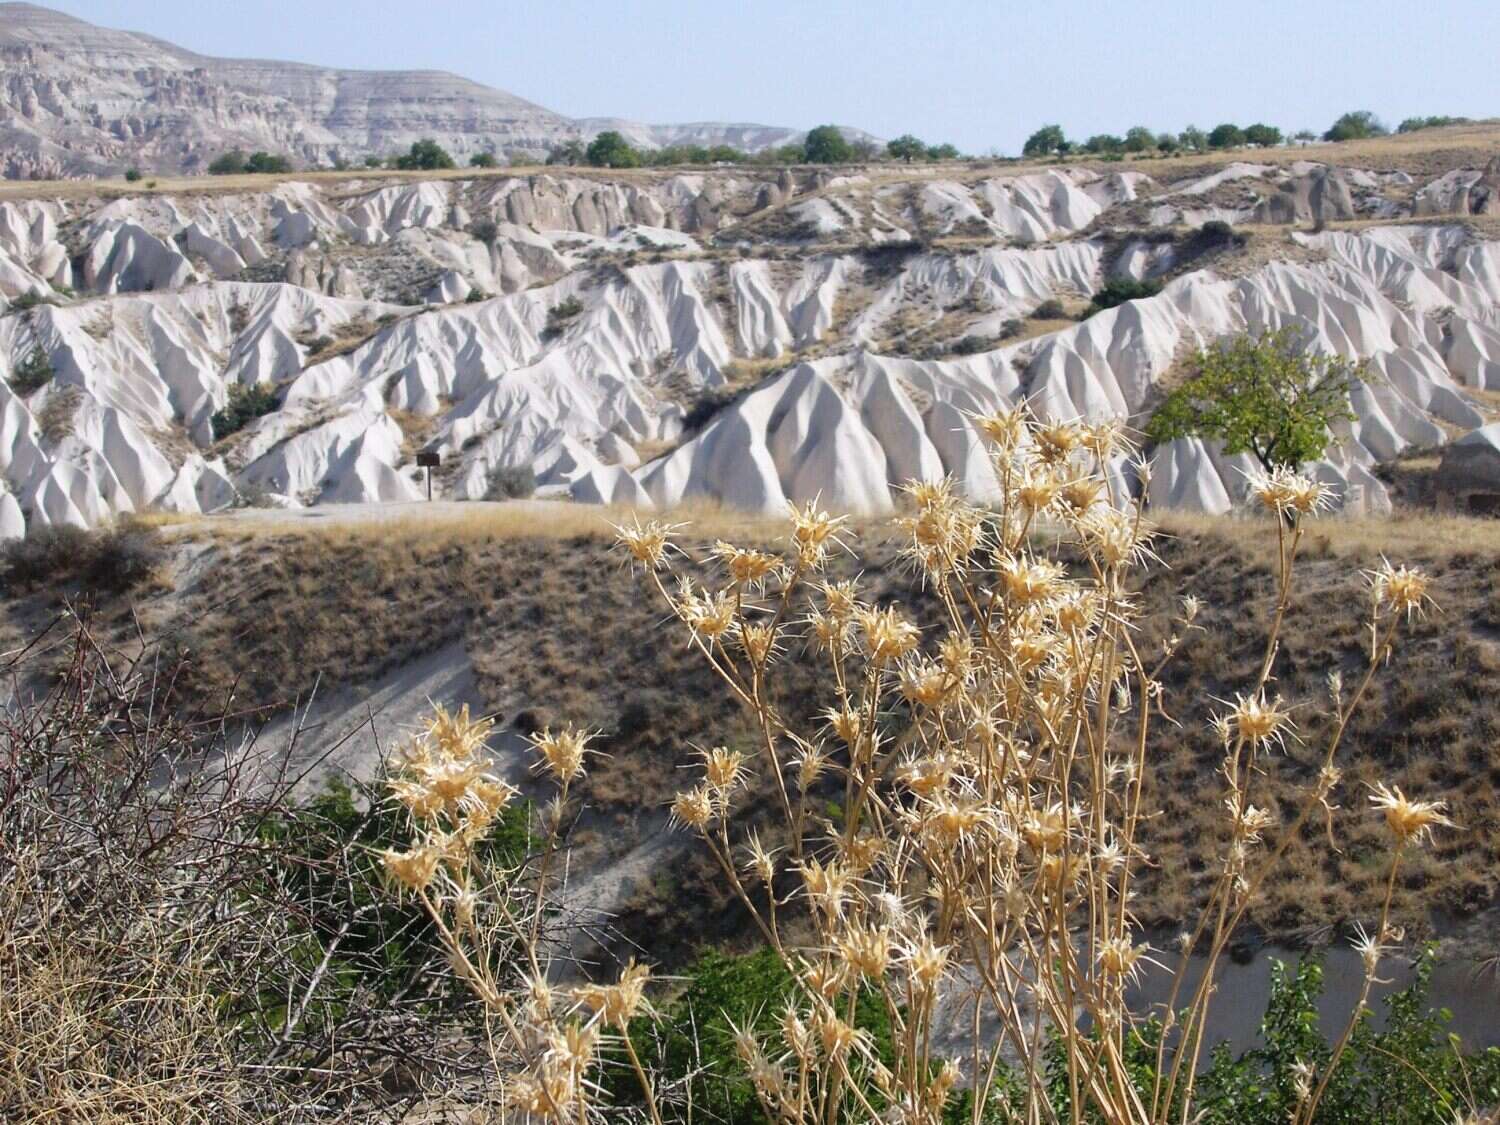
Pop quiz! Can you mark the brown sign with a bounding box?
[415,450,441,468]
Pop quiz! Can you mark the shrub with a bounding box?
[1087,275,1163,312]
[1397,114,1470,134]
[210,381,280,440]
[207,150,247,175]
[803,124,853,163]
[7,348,53,394]
[0,523,163,593]
[243,151,291,174]
[485,464,537,499]
[1123,125,1157,153]
[123,167,142,182]
[542,296,585,339]
[1179,124,1208,151]
[469,151,499,168]
[585,130,639,168]
[1323,110,1388,143]
[363,154,383,168]
[1032,297,1066,319]
[395,138,456,171]
[1084,133,1124,154]
[469,217,500,244]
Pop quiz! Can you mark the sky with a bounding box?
[41,0,1500,154]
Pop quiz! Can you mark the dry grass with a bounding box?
[22,502,1480,977]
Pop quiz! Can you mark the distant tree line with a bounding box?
[546,125,965,169]
[1020,109,1472,159]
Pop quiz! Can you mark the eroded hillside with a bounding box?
[1,125,1499,535]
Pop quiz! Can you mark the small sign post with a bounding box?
[416,450,440,500]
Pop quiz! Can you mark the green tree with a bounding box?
[887,134,926,162]
[1207,123,1246,149]
[585,130,639,168]
[8,348,54,395]
[1244,123,1283,147]
[1179,125,1208,151]
[1022,124,1068,157]
[1123,125,1157,153]
[469,151,498,168]
[1145,327,1362,470]
[1156,133,1180,153]
[244,151,292,174]
[926,142,959,161]
[395,139,456,170]
[1084,134,1124,154]
[123,167,142,182]
[207,150,248,175]
[1323,110,1387,142]
[803,124,853,163]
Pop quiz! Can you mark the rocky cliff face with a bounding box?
[0,2,846,177]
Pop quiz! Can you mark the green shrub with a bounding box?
[244,151,292,174]
[1397,115,1470,134]
[123,167,142,182]
[395,139,456,171]
[469,151,499,168]
[1032,297,1067,319]
[1323,110,1387,142]
[542,296,585,339]
[612,947,896,1125]
[208,150,247,175]
[7,348,53,394]
[1087,276,1163,312]
[211,382,280,440]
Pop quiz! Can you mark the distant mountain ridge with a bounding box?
[0,2,872,177]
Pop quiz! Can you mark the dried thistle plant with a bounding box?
[603,406,1457,1124]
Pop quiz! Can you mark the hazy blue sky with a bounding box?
[45,0,1500,153]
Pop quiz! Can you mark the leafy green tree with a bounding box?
[1179,124,1208,151]
[1123,125,1157,152]
[887,134,926,162]
[1022,124,1068,157]
[803,124,853,163]
[1244,123,1283,147]
[1292,128,1318,144]
[469,151,498,168]
[207,150,248,175]
[1084,134,1124,154]
[1323,110,1387,142]
[395,139,456,170]
[244,151,292,174]
[1146,327,1362,470]
[1157,133,1180,153]
[926,142,959,161]
[1207,123,1246,149]
[123,167,142,182]
[585,130,639,168]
